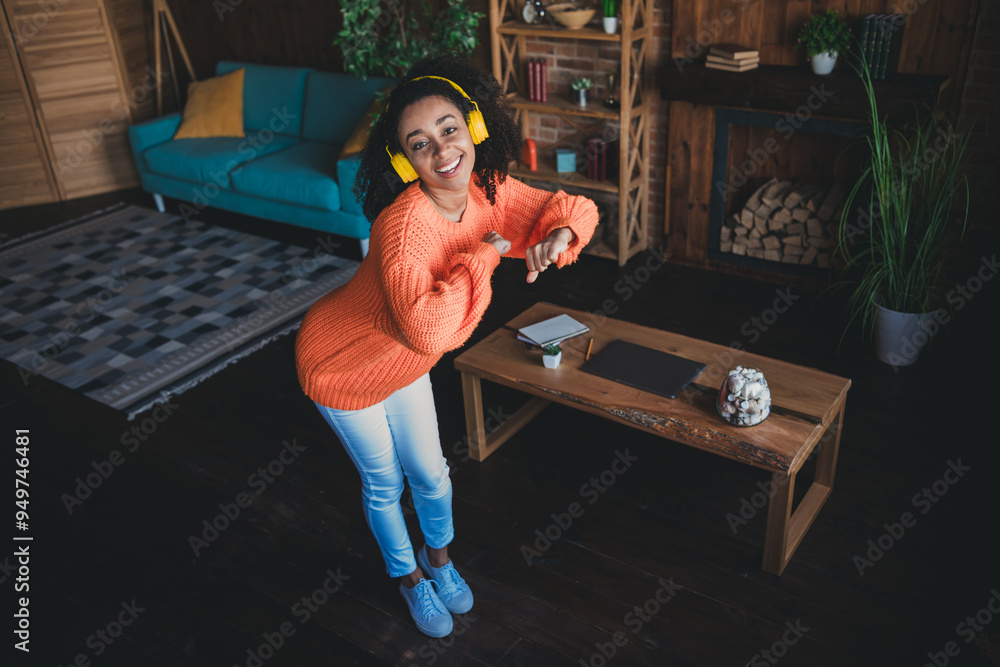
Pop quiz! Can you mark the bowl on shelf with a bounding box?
[547,3,596,30]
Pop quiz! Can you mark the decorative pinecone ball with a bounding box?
[717,366,771,426]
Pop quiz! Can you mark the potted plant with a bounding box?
[836,60,971,366]
[602,0,619,34]
[335,0,483,78]
[541,344,563,369]
[571,77,592,107]
[796,9,851,75]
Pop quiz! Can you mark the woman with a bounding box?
[295,54,598,637]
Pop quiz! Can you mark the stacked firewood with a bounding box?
[719,178,844,268]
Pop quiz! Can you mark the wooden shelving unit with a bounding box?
[489,0,653,265]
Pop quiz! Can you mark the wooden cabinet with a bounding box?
[488,0,652,265]
[0,0,154,210]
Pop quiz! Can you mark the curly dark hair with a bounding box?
[354,53,523,223]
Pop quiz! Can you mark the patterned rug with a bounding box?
[0,204,358,419]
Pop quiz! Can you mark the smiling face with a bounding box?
[397,95,476,194]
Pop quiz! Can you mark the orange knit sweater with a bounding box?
[295,176,598,410]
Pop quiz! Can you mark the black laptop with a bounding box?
[580,339,707,399]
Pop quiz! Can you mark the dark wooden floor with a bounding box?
[2,189,997,667]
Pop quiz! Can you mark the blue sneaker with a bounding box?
[417,545,474,614]
[399,578,452,638]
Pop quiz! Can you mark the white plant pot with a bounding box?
[873,303,938,367]
[573,88,589,107]
[810,51,838,75]
[542,351,562,369]
[602,17,618,34]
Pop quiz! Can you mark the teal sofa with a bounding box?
[128,61,394,255]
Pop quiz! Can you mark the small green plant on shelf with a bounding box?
[602,0,618,18]
[796,9,852,58]
[570,77,593,91]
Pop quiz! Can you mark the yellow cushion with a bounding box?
[173,69,245,139]
[338,86,392,159]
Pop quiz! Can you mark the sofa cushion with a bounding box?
[229,142,342,211]
[302,71,396,144]
[216,61,310,137]
[142,135,299,187]
[173,69,245,139]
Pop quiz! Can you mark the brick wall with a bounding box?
[522,1,671,251]
[958,0,1000,234]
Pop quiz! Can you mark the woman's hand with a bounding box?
[482,231,511,256]
[525,227,576,283]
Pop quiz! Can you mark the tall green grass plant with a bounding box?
[837,59,970,339]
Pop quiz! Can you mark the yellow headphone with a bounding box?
[385,75,489,183]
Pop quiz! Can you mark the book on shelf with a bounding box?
[528,59,536,101]
[880,14,906,79]
[705,58,759,72]
[706,54,760,67]
[586,137,607,182]
[856,14,906,80]
[709,43,758,60]
[862,14,882,74]
[540,60,547,102]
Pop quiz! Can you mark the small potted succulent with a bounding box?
[541,344,562,369]
[571,77,593,106]
[796,9,851,75]
[602,0,618,34]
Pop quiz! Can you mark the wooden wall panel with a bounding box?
[671,0,978,79]
[0,5,58,208]
[665,0,981,276]
[1,0,141,208]
[666,101,714,263]
[105,0,160,124]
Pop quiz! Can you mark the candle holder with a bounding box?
[603,72,619,110]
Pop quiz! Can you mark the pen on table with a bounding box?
[585,338,594,361]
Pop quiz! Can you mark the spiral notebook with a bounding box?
[580,339,707,399]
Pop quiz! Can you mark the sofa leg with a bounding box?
[359,237,369,258]
[152,193,165,213]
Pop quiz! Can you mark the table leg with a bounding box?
[460,371,551,462]
[762,402,845,575]
[461,372,487,461]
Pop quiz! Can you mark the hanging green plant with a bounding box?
[335,0,484,79]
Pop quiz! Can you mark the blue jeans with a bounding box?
[314,373,453,578]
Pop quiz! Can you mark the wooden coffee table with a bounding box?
[454,302,851,575]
